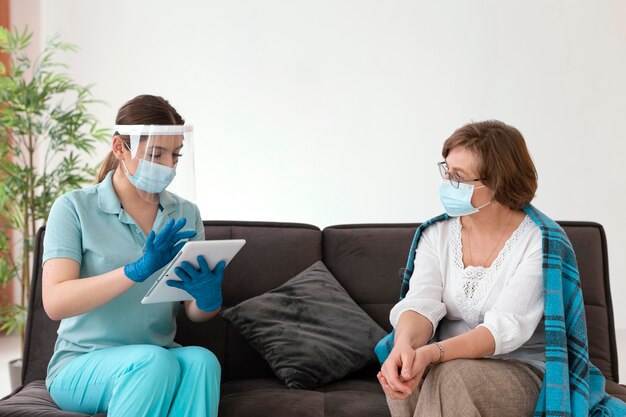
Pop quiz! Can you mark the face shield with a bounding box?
[115,125,196,204]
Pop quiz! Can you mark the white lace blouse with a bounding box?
[389,215,546,371]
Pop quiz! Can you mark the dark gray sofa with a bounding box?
[0,220,624,416]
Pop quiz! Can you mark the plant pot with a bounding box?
[8,358,22,391]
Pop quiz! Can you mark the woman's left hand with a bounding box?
[167,256,225,312]
[407,345,435,383]
[378,345,436,399]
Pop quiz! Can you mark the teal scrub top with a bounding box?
[43,171,204,387]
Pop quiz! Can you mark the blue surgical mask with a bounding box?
[438,179,490,217]
[122,159,176,193]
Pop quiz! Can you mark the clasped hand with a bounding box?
[124,218,197,283]
[166,256,225,313]
[377,344,432,400]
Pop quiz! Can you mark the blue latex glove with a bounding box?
[166,256,225,312]
[124,218,197,283]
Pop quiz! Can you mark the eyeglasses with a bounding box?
[437,161,484,188]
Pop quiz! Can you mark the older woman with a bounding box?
[376,120,626,417]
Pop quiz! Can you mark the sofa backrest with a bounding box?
[321,224,418,333]
[22,221,620,385]
[558,221,619,382]
[22,226,55,385]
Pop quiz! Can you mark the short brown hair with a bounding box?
[97,95,185,183]
[442,120,537,210]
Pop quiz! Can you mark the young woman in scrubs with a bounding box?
[42,95,222,417]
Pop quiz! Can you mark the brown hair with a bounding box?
[97,95,185,183]
[442,120,538,210]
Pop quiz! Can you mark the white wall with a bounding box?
[13,1,626,333]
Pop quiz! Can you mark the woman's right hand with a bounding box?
[124,218,196,283]
[377,342,419,400]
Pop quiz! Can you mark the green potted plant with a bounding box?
[0,26,108,389]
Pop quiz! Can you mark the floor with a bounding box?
[1,330,626,399]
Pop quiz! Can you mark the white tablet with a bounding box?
[141,239,246,304]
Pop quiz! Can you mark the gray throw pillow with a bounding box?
[221,260,387,389]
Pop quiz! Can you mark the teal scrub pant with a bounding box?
[48,344,220,417]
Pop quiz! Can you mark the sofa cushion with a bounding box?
[220,378,390,417]
[221,261,387,389]
[0,380,104,417]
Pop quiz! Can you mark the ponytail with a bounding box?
[97,151,119,183]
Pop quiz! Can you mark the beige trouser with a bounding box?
[385,359,543,417]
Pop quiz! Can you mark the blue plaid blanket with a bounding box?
[374,205,626,416]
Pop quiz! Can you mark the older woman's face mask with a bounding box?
[438,179,490,217]
[436,149,491,217]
